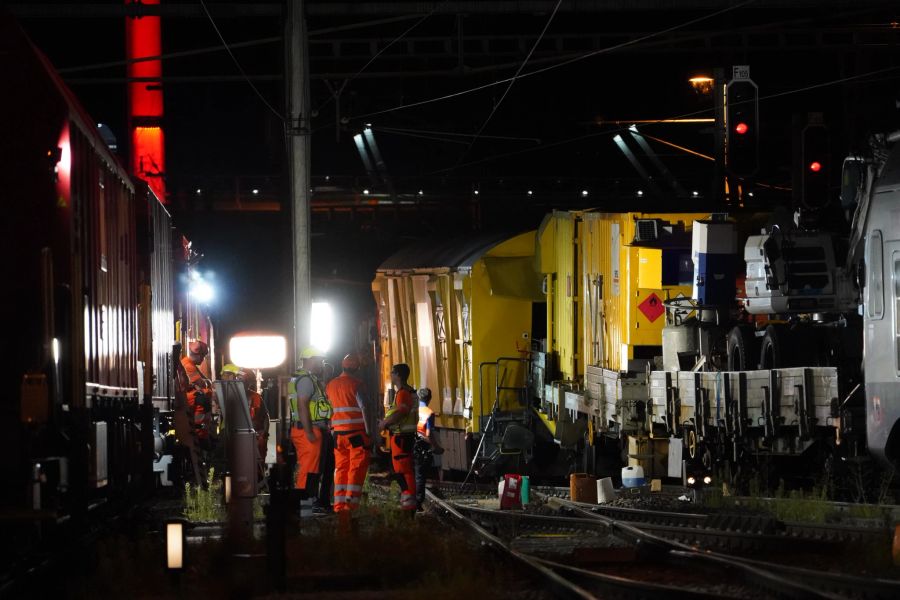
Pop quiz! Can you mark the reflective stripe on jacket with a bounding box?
[385,387,418,434]
[288,368,332,423]
[326,372,367,433]
[417,405,434,436]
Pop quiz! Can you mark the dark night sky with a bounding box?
[12,0,900,365]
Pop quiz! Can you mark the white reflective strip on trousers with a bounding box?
[344,484,363,492]
[333,418,366,425]
[346,496,360,504]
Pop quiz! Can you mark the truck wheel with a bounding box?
[759,324,794,369]
[727,325,758,371]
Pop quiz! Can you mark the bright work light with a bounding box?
[189,278,214,303]
[229,334,287,369]
[310,302,334,353]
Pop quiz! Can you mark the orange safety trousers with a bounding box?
[333,431,371,512]
[291,425,322,490]
[186,391,210,439]
[390,433,417,511]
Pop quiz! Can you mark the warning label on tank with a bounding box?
[638,293,664,323]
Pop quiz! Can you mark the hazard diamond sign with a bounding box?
[638,293,665,323]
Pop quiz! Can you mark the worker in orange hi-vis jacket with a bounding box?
[377,363,418,513]
[181,340,214,446]
[326,353,371,513]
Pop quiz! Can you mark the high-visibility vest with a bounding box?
[385,387,418,434]
[288,368,332,423]
[182,356,211,389]
[326,373,367,433]
[417,405,434,436]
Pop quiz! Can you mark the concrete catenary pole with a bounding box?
[286,0,311,365]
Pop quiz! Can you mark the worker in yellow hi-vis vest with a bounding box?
[288,347,333,517]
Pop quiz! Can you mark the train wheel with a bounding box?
[759,324,795,370]
[727,325,758,371]
[687,429,698,460]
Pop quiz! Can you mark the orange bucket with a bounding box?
[570,473,598,504]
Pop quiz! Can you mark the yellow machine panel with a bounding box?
[538,211,579,380]
[541,211,708,378]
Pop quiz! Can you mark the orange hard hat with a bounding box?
[341,353,360,370]
[188,340,209,356]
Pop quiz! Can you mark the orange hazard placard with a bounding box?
[638,293,665,323]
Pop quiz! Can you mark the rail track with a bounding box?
[429,491,900,599]
[427,490,745,599]
[431,480,893,548]
[429,491,827,598]
[555,497,900,598]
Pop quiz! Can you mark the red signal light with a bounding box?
[809,161,822,172]
[734,122,749,135]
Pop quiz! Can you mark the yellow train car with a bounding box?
[371,232,543,472]
[537,211,712,476]
[373,212,717,479]
[579,211,710,373]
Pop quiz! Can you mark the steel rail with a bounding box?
[425,490,596,600]
[558,498,900,599]
[564,497,890,546]
[530,556,733,600]
[448,499,836,599]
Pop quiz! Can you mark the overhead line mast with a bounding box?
[286,0,312,366]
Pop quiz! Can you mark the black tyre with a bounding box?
[727,325,759,371]
[758,324,794,370]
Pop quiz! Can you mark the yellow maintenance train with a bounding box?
[372,211,711,479]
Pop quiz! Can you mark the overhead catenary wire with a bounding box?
[372,128,469,145]
[313,0,452,115]
[199,0,285,123]
[352,0,759,121]
[430,62,900,175]
[57,15,429,75]
[448,0,562,172]
[375,126,540,144]
[57,36,281,74]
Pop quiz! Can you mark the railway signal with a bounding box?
[801,119,829,207]
[725,68,759,178]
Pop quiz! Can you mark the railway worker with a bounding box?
[182,340,214,447]
[326,353,371,513]
[221,364,270,461]
[377,363,419,513]
[288,347,333,517]
[414,387,444,511]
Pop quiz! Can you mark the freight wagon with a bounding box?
[1,16,213,566]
